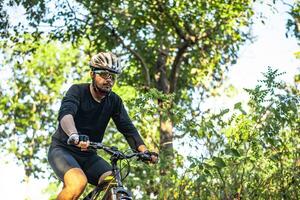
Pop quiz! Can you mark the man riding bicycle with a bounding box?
[48,52,158,200]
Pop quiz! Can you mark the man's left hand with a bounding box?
[145,151,159,164]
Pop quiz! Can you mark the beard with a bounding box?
[92,79,112,94]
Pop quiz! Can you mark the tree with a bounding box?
[1,0,255,170]
[184,68,300,199]
[286,1,300,84]
[1,1,299,199]
[0,34,87,178]
[286,1,300,41]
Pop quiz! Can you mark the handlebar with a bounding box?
[89,142,152,162]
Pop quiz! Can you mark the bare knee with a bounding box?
[63,168,88,198]
[98,171,113,184]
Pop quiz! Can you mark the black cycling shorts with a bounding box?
[48,145,111,186]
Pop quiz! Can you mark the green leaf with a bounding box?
[225,148,241,157]
[213,157,226,168]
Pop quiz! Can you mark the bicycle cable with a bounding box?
[118,158,131,182]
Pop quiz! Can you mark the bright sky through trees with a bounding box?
[201,1,299,113]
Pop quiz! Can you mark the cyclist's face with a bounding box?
[91,71,116,93]
[95,71,118,81]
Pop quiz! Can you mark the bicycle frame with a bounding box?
[82,142,150,200]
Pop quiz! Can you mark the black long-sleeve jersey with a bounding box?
[51,83,145,152]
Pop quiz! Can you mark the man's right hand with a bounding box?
[67,134,90,151]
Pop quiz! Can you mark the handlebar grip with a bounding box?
[67,134,89,145]
[139,151,159,163]
[139,152,152,162]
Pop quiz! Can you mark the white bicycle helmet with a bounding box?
[89,52,122,74]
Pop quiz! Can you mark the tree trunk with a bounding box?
[159,110,173,158]
[155,48,174,175]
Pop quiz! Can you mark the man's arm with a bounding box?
[112,97,158,163]
[58,85,89,150]
[111,96,146,150]
[60,114,89,150]
[60,114,78,136]
[58,85,80,137]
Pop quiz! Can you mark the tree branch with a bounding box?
[157,2,201,44]
[102,17,151,87]
[155,47,169,93]
[114,32,151,87]
[169,41,189,93]
[157,3,187,41]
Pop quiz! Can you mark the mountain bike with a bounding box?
[82,142,154,200]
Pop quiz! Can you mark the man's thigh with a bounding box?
[48,146,81,181]
[81,154,112,186]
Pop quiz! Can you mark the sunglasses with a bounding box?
[94,70,118,80]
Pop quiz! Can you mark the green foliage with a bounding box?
[1,0,256,180]
[42,181,61,200]
[286,1,300,41]
[1,1,299,199]
[2,0,255,93]
[184,68,300,199]
[99,68,299,199]
[0,34,86,178]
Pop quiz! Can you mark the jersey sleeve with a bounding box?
[112,97,145,150]
[58,84,81,121]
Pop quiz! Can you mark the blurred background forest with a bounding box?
[0,0,299,199]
